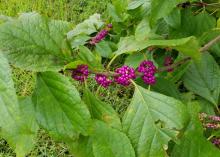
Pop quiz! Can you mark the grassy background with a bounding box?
[0,0,109,24]
[0,0,133,156]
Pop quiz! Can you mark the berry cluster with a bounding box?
[200,113,220,130]
[71,60,157,87]
[138,61,156,85]
[212,138,220,147]
[95,74,112,88]
[114,66,136,86]
[164,56,174,72]
[90,24,112,45]
[72,64,89,82]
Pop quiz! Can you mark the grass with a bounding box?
[0,0,109,24]
[0,0,133,156]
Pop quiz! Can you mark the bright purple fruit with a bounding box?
[95,74,112,88]
[72,64,89,82]
[164,56,174,72]
[90,24,112,45]
[114,66,136,86]
[138,60,157,85]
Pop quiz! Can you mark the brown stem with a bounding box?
[68,34,220,76]
[200,34,220,52]
[157,57,191,73]
[157,34,220,72]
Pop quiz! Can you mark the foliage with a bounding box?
[0,0,220,157]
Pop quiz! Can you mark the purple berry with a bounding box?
[72,64,89,82]
[204,123,220,129]
[90,29,109,45]
[164,56,174,72]
[114,66,136,86]
[95,74,112,88]
[138,60,157,85]
[107,23,113,28]
[212,138,220,146]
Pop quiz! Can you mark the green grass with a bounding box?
[0,0,134,156]
[0,0,109,24]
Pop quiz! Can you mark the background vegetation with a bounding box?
[0,0,117,156]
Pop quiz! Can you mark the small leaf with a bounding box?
[123,83,189,157]
[83,88,122,130]
[32,72,91,139]
[78,46,102,70]
[95,41,113,58]
[125,53,147,69]
[183,53,220,107]
[92,120,135,157]
[67,14,104,38]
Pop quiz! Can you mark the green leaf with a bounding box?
[171,102,220,157]
[164,8,181,29]
[151,78,182,100]
[114,36,201,61]
[183,53,220,107]
[0,53,38,157]
[0,12,72,71]
[170,10,216,38]
[67,14,104,38]
[135,18,151,41]
[122,83,189,157]
[12,97,39,157]
[83,89,121,130]
[150,0,183,26]
[32,72,91,139]
[107,4,123,22]
[92,120,135,157]
[199,29,220,57]
[78,46,102,70]
[68,136,94,157]
[95,41,113,58]
[125,53,147,69]
[70,34,91,49]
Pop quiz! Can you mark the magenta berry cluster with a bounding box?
[114,66,136,86]
[164,56,174,72]
[72,60,157,87]
[138,61,156,85]
[95,74,112,88]
[90,24,112,45]
[72,64,89,82]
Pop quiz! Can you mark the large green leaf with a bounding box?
[170,10,216,38]
[32,72,91,139]
[92,120,135,157]
[114,36,201,61]
[0,53,38,157]
[83,89,121,130]
[0,12,72,71]
[171,102,220,157]
[122,83,189,157]
[150,0,183,26]
[183,53,220,107]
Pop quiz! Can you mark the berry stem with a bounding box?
[157,34,220,72]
